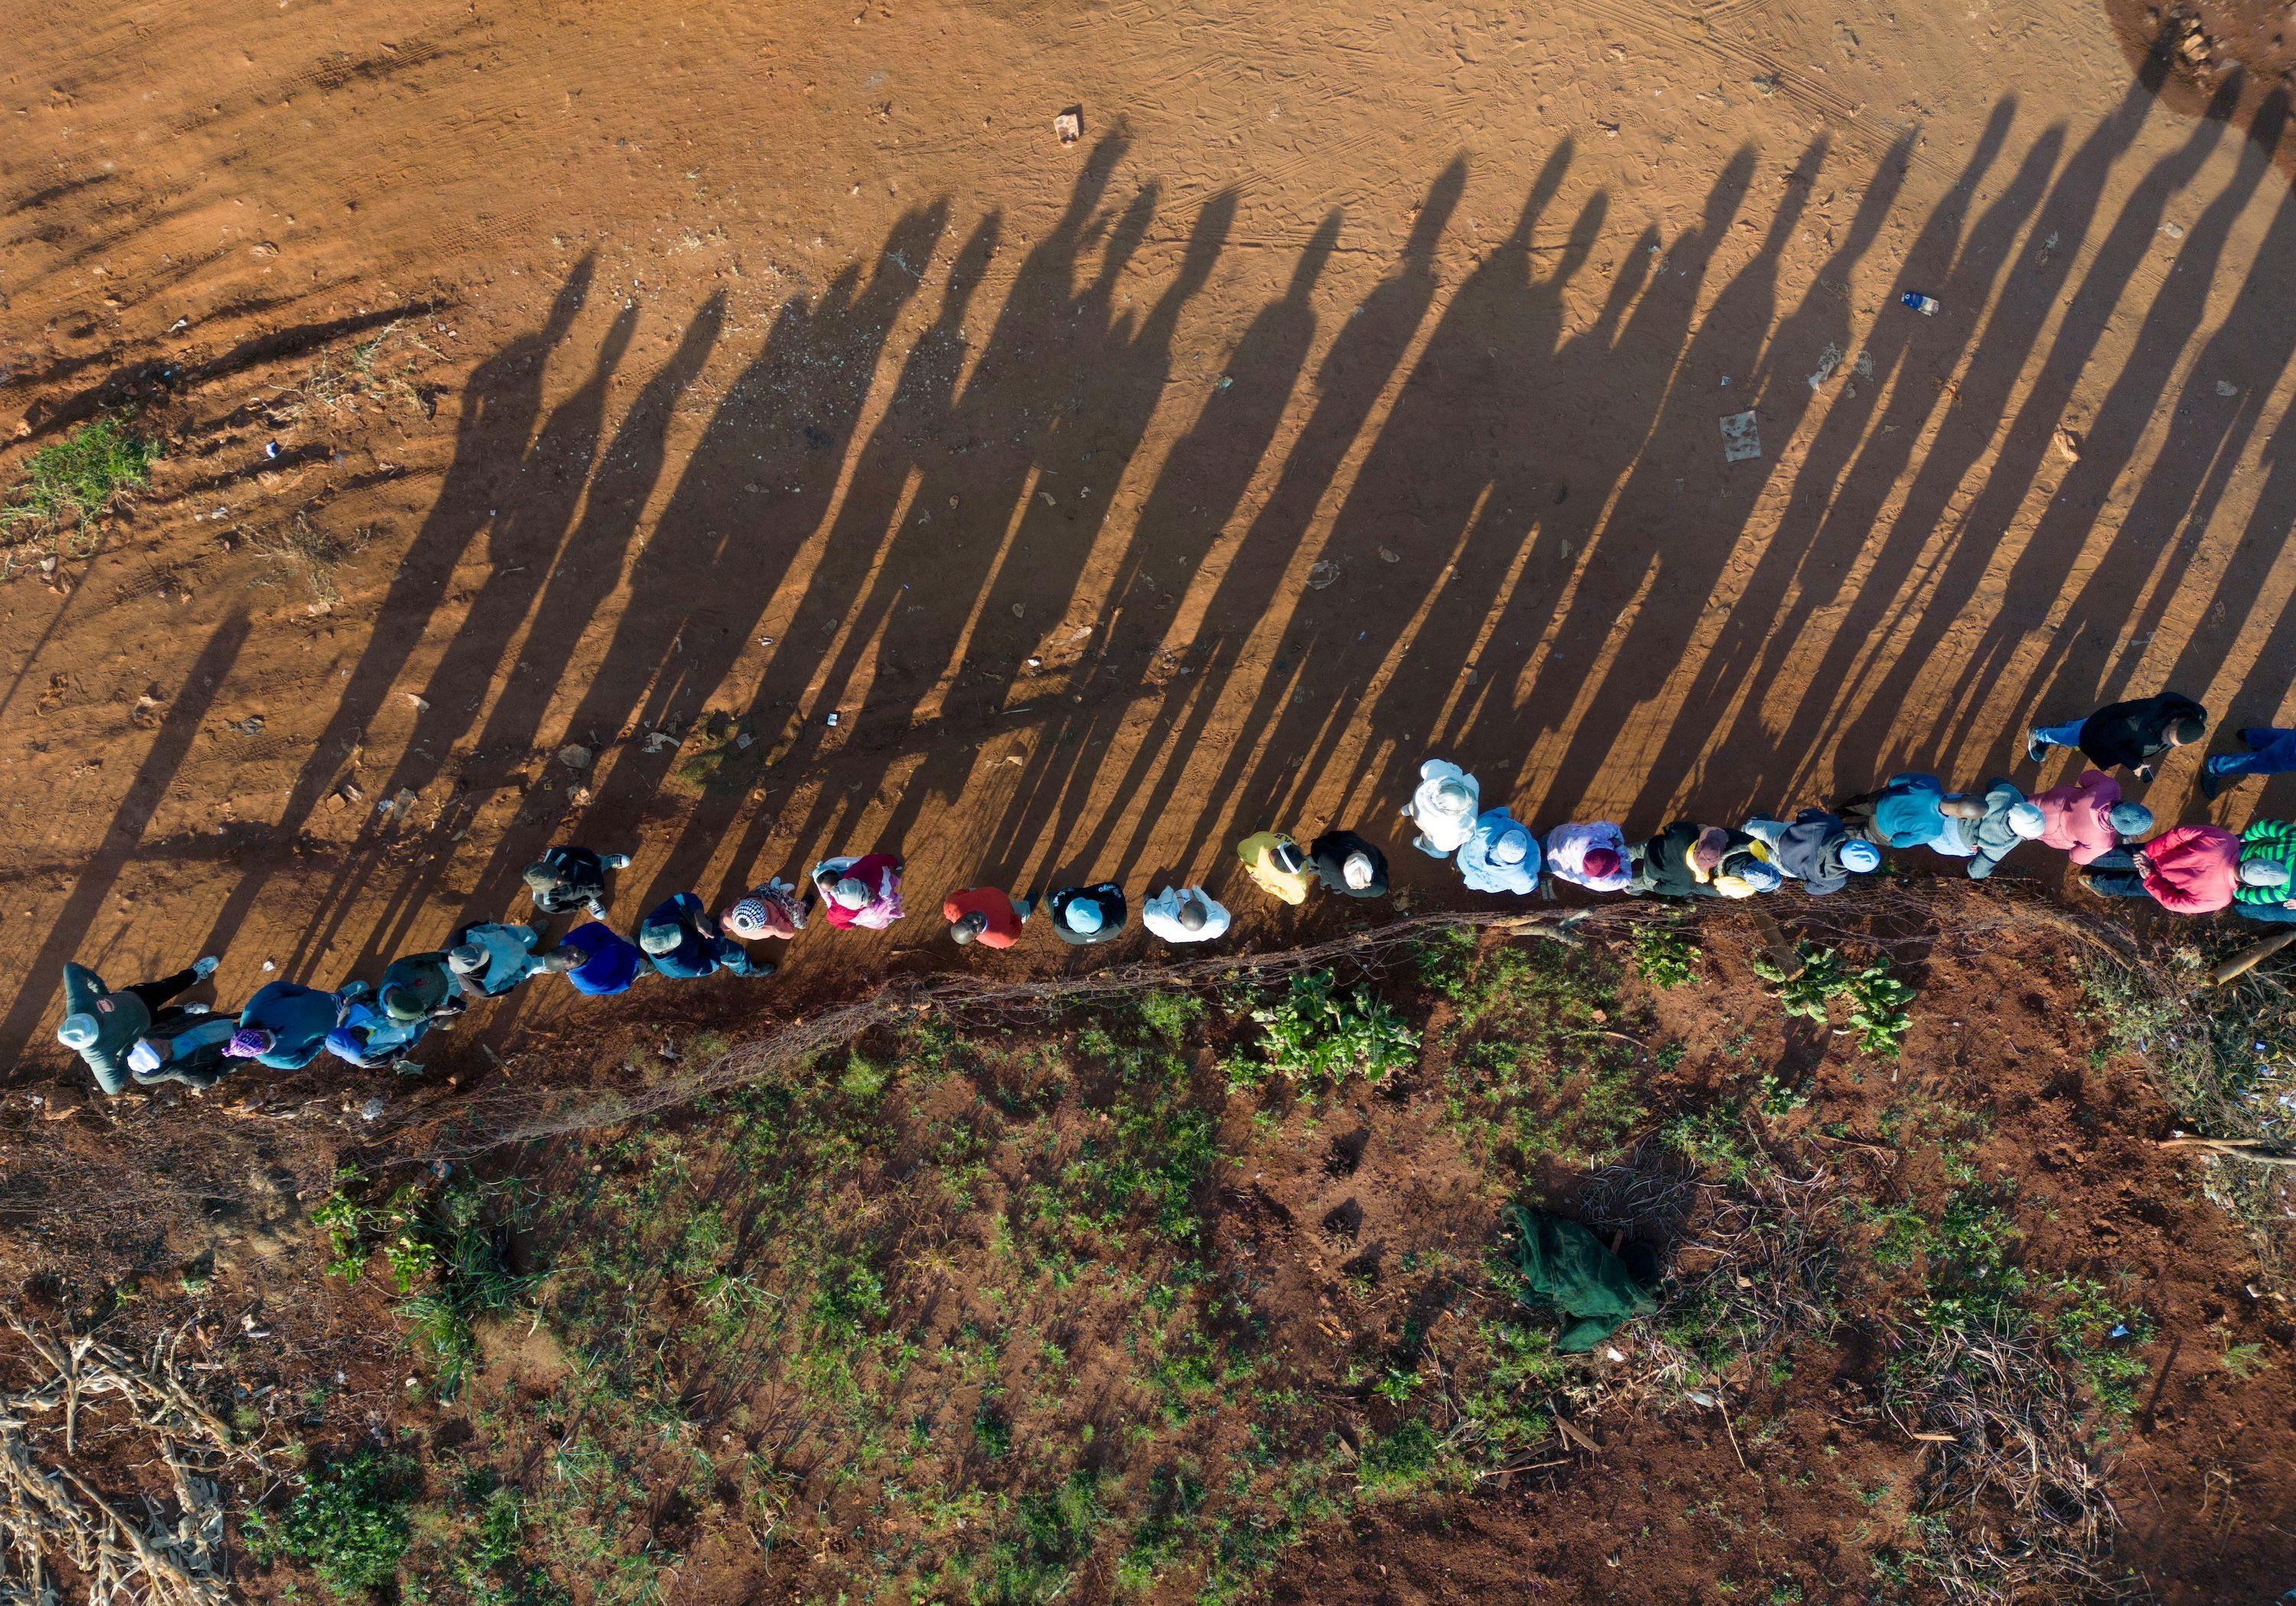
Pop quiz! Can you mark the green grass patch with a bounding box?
[2,417,158,539]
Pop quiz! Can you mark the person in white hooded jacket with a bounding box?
[1401,759,1479,858]
[1543,821,1632,893]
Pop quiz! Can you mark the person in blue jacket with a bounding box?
[1457,808,1541,895]
[126,1012,239,1091]
[636,893,769,979]
[1840,773,1984,850]
[325,982,432,1072]
[446,922,566,999]
[56,955,219,1094]
[551,923,644,995]
[223,981,345,1070]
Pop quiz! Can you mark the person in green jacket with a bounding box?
[55,955,220,1095]
[2232,818,2296,925]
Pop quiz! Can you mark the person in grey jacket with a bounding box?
[1932,779,2047,880]
[55,955,220,1094]
[1743,811,1880,896]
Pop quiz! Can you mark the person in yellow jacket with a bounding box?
[1237,831,1314,905]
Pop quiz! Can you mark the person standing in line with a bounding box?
[54,954,220,1095]
[325,983,434,1072]
[1837,773,1983,850]
[2079,823,2266,914]
[638,893,771,978]
[1309,830,1389,898]
[2200,726,2296,801]
[1935,780,2049,880]
[1743,810,1882,896]
[1456,808,1541,895]
[522,844,632,919]
[1047,883,1127,945]
[126,1013,240,1091]
[223,980,346,1071]
[2230,818,2296,923]
[2027,691,2208,782]
[1142,885,1230,944]
[447,923,567,999]
[1543,821,1632,894]
[811,852,905,931]
[1237,831,1315,904]
[377,951,469,1027]
[1401,759,1479,858]
[2030,770,2152,867]
[944,886,1034,948]
[721,878,809,943]
[550,922,645,996]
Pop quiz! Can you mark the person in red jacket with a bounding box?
[944,886,1034,948]
[2080,823,2263,913]
[2030,771,2152,866]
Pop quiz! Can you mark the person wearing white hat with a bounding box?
[1142,885,1230,944]
[1401,759,1480,858]
[1456,808,1541,895]
[55,955,220,1095]
[1936,779,2047,880]
[1048,883,1127,946]
[1309,831,1389,898]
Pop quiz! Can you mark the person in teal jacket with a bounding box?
[325,984,432,1071]
[447,922,568,998]
[56,955,219,1095]
[223,981,344,1070]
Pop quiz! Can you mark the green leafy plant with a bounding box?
[1751,942,1847,1023]
[249,1448,416,1598]
[1631,926,1703,990]
[2222,1341,2270,1380]
[2,417,159,538]
[1247,971,1420,1085]
[1841,962,1916,1059]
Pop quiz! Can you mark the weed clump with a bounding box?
[1233,969,1418,1089]
[2,417,158,540]
[249,1447,417,1598]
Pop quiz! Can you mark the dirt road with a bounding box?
[2,0,2293,1062]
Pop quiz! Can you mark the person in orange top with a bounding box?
[944,887,1035,948]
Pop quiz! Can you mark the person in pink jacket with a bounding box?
[2030,770,2152,866]
[2081,823,2249,913]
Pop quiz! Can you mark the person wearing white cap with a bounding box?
[1309,830,1389,898]
[1940,779,2047,880]
[445,922,567,999]
[1143,885,1230,944]
[1047,882,1127,946]
[55,955,220,1095]
[719,878,808,943]
[1401,759,1479,858]
[1456,808,1541,895]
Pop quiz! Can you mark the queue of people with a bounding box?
[50,687,2296,1098]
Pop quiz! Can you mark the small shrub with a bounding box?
[1841,962,1915,1059]
[1248,971,1420,1085]
[2,418,159,537]
[1751,942,1846,1023]
[1631,926,1702,990]
[1357,1418,1442,1493]
[249,1448,416,1598]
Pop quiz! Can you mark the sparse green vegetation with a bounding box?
[249,1447,416,1598]
[2,417,158,540]
[1631,925,1703,989]
[1752,942,1916,1058]
[1240,968,1419,1088]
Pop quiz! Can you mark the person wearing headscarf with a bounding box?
[521,844,631,919]
[944,887,1034,949]
[2028,691,2208,782]
[1542,821,1632,894]
[721,878,808,943]
[446,923,566,999]
[224,981,345,1071]
[550,922,644,996]
[2201,726,2296,801]
[126,1012,239,1091]
[1401,759,1479,858]
[2080,823,2256,914]
[1309,831,1389,898]
[1635,823,1775,899]
[1047,883,1127,946]
[1927,779,2047,880]
[810,853,905,931]
[2030,770,2151,867]
[1707,831,1783,899]
[1743,810,1880,896]
[1237,831,1314,905]
[1456,808,1541,895]
[638,893,768,978]
[54,954,219,1095]
[1142,886,1230,944]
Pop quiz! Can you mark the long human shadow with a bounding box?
[1100,162,1468,886]
[560,203,948,888]
[1818,78,2241,785]
[0,615,249,1072]
[1998,93,2296,737]
[193,262,596,965]
[301,300,641,971]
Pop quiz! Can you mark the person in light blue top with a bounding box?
[325,984,432,1072]
[223,981,344,1070]
[446,922,568,999]
[1456,808,1541,895]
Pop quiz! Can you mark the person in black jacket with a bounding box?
[2026,692,2207,782]
[1309,831,1389,897]
[1048,883,1127,945]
